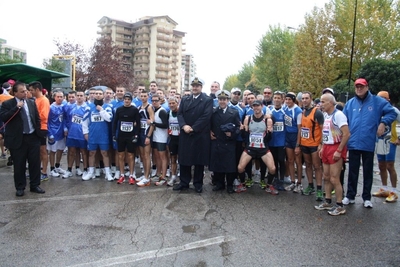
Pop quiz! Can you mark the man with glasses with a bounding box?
[342,78,396,208]
[263,86,273,107]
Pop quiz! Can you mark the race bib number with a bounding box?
[140,119,147,129]
[250,133,263,145]
[301,127,310,139]
[72,115,82,124]
[284,115,292,127]
[273,121,284,132]
[120,121,133,132]
[91,113,104,122]
[323,130,329,142]
[169,123,180,136]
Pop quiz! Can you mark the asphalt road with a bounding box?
[0,154,399,267]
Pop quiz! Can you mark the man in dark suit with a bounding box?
[174,77,213,193]
[209,90,240,193]
[0,81,45,197]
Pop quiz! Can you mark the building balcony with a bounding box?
[134,59,149,64]
[156,58,171,64]
[156,66,169,71]
[155,73,168,79]
[157,27,173,34]
[135,28,150,34]
[171,78,178,83]
[136,36,150,42]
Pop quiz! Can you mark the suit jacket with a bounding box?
[209,106,240,173]
[177,92,213,165]
[0,98,41,149]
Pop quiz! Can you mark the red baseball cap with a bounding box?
[354,78,368,86]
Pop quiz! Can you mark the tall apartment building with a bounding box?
[97,16,185,92]
[0,38,27,63]
[181,54,197,90]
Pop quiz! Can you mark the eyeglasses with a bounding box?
[152,99,159,102]
[274,91,284,95]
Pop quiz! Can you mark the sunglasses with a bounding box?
[233,92,241,95]
[152,99,160,102]
[263,92,272,94]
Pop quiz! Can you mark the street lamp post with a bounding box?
[347,0,358,90]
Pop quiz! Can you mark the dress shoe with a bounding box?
[173,184,188,191]
[16,189,24,197]
[212,185,225,191]
[30,186,45,194]
[227,186,234,194]
[195,186,203,193]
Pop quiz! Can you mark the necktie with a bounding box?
[19,103,30,134]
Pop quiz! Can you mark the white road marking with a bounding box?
[68,236,236,267]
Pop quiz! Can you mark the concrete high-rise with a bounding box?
[97,16,185,92]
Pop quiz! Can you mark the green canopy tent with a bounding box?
[0,63,70,92]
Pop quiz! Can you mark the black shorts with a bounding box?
[40,130,48,146]
[117,137,137,153]
[300,145,318,154]
[244,147,268,159]
[152,141,167,151]
[168,135,179,155]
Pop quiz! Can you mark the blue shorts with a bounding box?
[285,132,298,149]
[87,143,109,151]
[377,143,397,162]
[66,138,87,149]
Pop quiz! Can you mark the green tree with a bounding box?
[237,62,259,94]
[254,25,295,90]
[223,74,240,90]
[0,44,24,65]
[42,58,66,84]
[356,58,400,105]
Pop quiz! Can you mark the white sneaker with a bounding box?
[283,176,291,184]
[55,167,66,175]
[166,169,170,177]
[151,169,157,177]
[76,168,83,176]
[364,200,373,208]
[50,169,60,177]
[111,166,116,174]
[95,168,101,177]
[342,197,355,205]
[62,170,73,179]
[105,172,114,181]
[137,177,150,187]
[114,171,121,180]
[82,171,95,181]
[125,170,130,176]
[167,175,177,186]
[135,175,144,182]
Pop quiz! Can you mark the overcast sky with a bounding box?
[1,0,329,93]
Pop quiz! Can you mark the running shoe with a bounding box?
[167,175,177,186]
[364,200,373,208]
[55,167,67,175]
[302,186,315,195]
[342,197,355,205]
[82,171,95,181]
[316,189,324,201]
[151,175,160,183]
[105,172,114,181]
[50,169,60,177]
[41,173,49,181]
[137,178,150,187]
[135,175,144,182]
[372,188,390,198]
[245,178,254,188]
[95,168,101,177]
[293,184,303,193]
[62,170,73,179]
[117,175,125,184]
[385,192,398,203]
[76,168,83,176]
[265,185,279,195]
[314,202,333,210]
[129,175,136,185]
[259,179,267,189]
[328,205,346,216]
[113,171,121,180]
[285,183,296,191]
[155,179,167,186]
